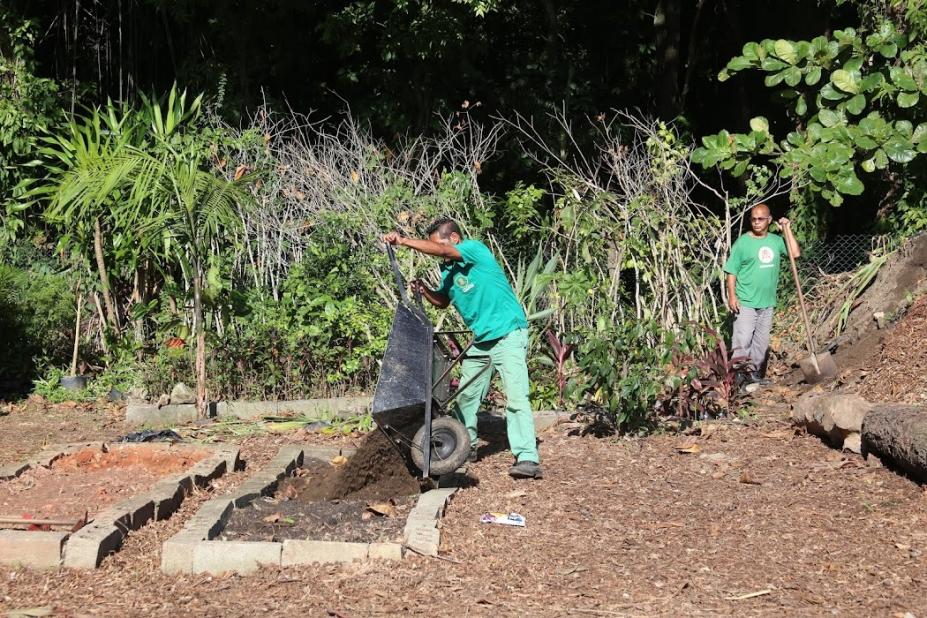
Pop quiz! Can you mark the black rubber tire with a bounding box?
[411,416,471,476]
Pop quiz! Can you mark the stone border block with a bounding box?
[192,540,282,574]
[161,531,201,574]
[63,523,123,569]
[0,462,30,481]
[281,540,369,565]
[0,531,68,568]
[369,542,403,561]
[403,486,458,557]
[0,442,236,569]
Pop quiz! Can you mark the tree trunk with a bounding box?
[862,404,927,482]
[93,217,120,331]
[192,264,207,417]
[70,290,83,376]
[654,0,681,119]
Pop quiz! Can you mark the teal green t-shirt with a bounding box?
[723,232,788,309]
[438,239,528,342]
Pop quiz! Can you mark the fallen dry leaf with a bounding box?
[330,455,348,467]
[739,471,762,485]
[262,512,283,524]
[677,443,702,454]
[367,500,397,518]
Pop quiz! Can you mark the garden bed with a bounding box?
[0,442,239,569]
[163,431,462,575]
[0,444,209,522]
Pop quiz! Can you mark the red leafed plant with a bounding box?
[667,328,749,419]
[545,330,576,407]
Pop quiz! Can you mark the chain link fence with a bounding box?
[798,234,897,277]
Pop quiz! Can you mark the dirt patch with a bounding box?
[0,397,123,467]
[0,445,206,522]
[856,294,927,403]
[221,491,413,543]
[278,429,421,503]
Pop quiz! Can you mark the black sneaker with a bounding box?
[749,372,771,386]
[467,446,479,463]
[509,460,543,479]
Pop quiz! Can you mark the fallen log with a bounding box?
[861,404,927,482]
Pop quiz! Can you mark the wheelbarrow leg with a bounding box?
[422,327,434,478]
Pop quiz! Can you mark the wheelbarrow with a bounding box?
[371,246,491,477]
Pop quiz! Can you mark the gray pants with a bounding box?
[731,307,773,375]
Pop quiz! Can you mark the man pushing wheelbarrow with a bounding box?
[382,218,543,480]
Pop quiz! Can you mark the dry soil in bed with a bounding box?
[0,444,207,522]
[222,429,420,543]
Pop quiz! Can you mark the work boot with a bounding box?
[509,460,543,480]
[467,445,479,463]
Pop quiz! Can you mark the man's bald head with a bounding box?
[751,203,770,217]
[749,203,773,235]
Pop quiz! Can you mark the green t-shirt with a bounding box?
[438,239,528,342]
[723,232,788,309]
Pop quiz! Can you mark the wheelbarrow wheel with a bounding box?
[411,416,471,476]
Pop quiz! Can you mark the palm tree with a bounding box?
[51,138,251,416]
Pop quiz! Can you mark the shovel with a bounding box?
[784,231,837,383]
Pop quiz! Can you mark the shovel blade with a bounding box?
[799,352,838,384]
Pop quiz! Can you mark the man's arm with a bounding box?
[725,273,740,313]
[384,232,462,260]
[411,279,451,308]
[777,218,801,258]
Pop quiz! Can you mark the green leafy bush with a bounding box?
[574,320,701,432]
[0,264,75,390]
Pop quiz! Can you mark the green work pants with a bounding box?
[451,328,540,464]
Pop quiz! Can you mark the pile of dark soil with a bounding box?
[857,294,927,403]
[282,428,421,502]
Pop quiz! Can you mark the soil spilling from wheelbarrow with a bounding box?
[222,429,421,543]
[0,444,208,523]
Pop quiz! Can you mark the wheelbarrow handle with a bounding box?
[386,244,409,304]
[386,242,426,311]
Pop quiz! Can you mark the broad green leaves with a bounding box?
[697,19,927,207]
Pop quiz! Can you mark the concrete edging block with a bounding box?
[63,523,124,569]
[192,540,282,574]
[281,540,369,565]
[0,531,68,568]
[369,542,403,561]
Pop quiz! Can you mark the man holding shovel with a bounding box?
[724,203,800,388]
[383,218,543,480]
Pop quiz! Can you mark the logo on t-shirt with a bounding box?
[758,246,775,267]
[455,275,474,293]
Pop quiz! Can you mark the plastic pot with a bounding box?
[59,375,89,391]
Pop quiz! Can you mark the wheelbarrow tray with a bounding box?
[371,302,434,430]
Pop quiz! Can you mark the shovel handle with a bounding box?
[785,234,821,374]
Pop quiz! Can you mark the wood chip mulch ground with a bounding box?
[857,294,927,404]
[0,398,925,617]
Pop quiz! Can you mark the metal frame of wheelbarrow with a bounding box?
[371,246,490,478]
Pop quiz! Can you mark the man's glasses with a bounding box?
[750,216,771,222]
